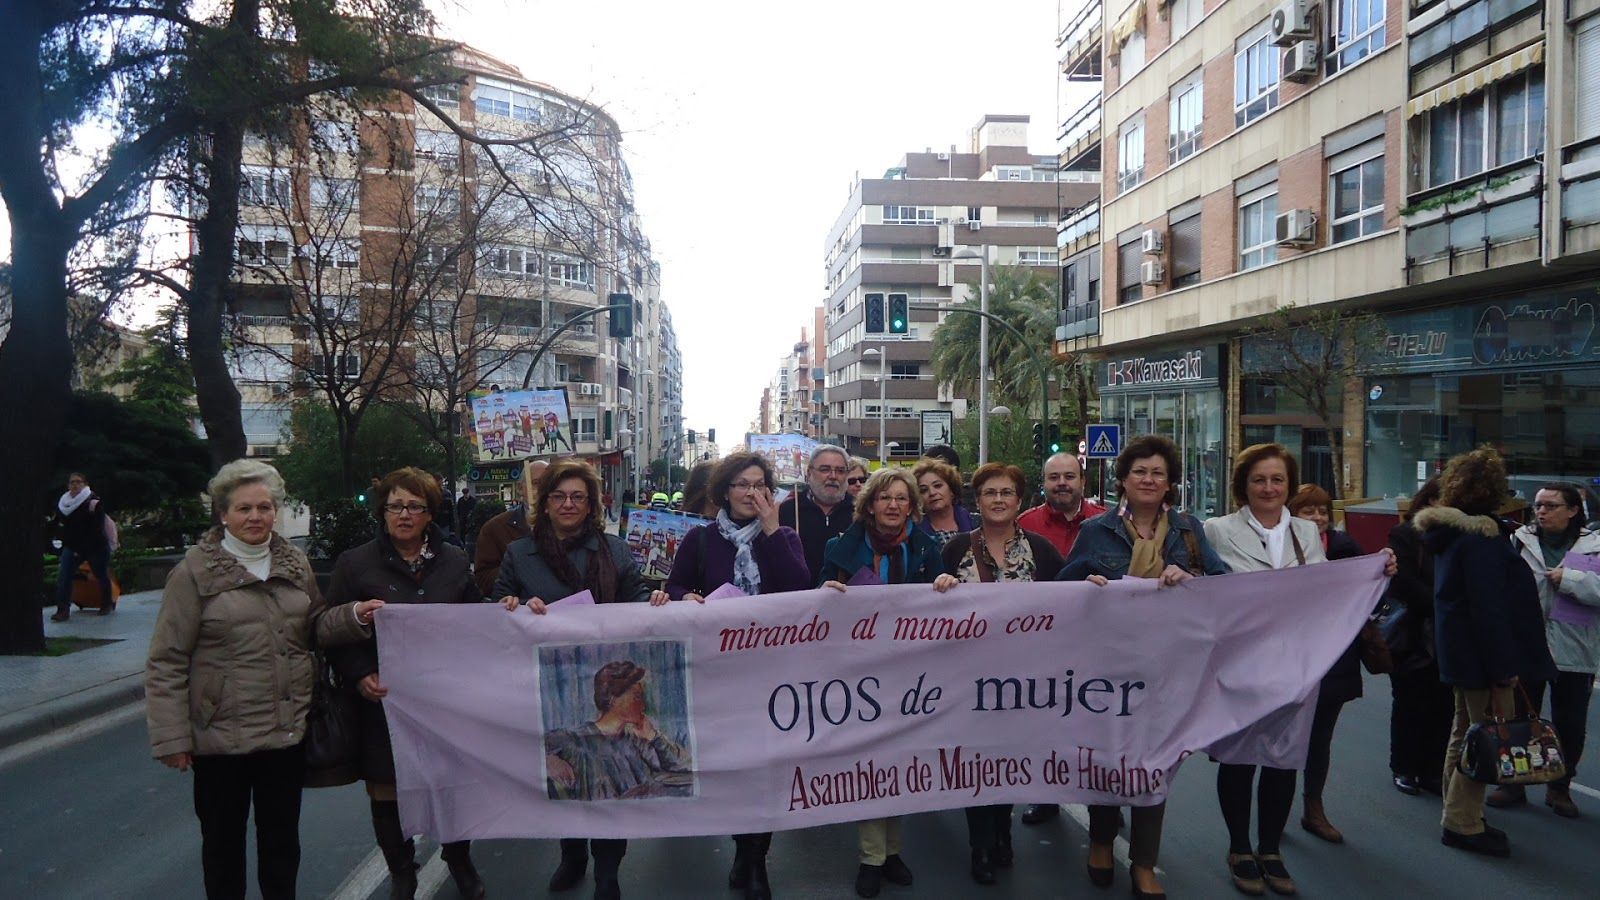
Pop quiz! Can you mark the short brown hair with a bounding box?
[708,452,775,512]
[1114,435,1182,506]
[971,462,1026,497]
[1231,443,1300,508]
[854,467,923,522]
[374,467,443,522]
[912,458,962,495]
[1288,483,1332,516]
[531,458,605,532]
[592,660,646,712]
[1438,447,1509,516]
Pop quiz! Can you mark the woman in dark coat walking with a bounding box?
[1415,448,1557,858]
[325,468,487,900]
[665,451,808,900]
[495,459,668,900]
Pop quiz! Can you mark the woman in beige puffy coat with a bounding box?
[146,460,380,900]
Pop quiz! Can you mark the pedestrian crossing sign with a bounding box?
[1086,424,1121,460]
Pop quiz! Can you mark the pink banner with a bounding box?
[376,555,1389,841]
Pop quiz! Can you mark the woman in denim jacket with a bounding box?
[1056,434,1230,899]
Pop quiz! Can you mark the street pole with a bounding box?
[977,246,990,466]
[631,339,642,501]
[911,301,1051,463]
[877,342,887,466]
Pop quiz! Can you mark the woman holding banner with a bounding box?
[818,467,954,898]
[938,462,1064,886]
[1057,434,1230,899]
[665,451,808,900]
[494,459,669,900]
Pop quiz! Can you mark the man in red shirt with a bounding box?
[1015,450,1106,826]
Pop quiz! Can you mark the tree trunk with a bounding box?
[186,123,249,468]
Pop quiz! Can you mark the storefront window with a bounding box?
[1095,388,1225,518]
[1365,370,1600,501]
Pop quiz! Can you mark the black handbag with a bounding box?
[1377,598,1410,655]
[1459,684,1568,786]
[303,654,360,787]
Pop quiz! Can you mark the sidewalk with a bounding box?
[0,590,162,748]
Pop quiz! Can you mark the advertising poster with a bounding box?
[745,434,818,484]
[623,508,707,581]
[469,389,575,462]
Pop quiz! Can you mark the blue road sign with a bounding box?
[1085,423,1122,460]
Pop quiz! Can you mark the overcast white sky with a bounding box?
[438,0,1070,448]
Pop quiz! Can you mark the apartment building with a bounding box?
[756,325,827,440]
[225,44,681,495]
[822,115,1096,461]
[1055,0,1599,512]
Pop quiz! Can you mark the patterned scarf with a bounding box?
[535,520,619,603]
[715,510,764,595]
[867,520,913,583]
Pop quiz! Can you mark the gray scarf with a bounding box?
[715,510,764,595]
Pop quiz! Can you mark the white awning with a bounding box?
[1406,41,1544,118]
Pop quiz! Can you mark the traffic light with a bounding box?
[707,428,716,444]
[1047,423,1062,454]
[607,292,633,339]
[888,293,909,334]
[355,491,368,506]
[864,293,885,333]
[1032,423,1045,459]
[687,429,698,444]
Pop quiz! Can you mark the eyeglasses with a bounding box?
[546,492,588,507]
[811,465,847,477]
[847,476,868,485]
[1533,502,1571,511]
[729,481,767,493]
[383,503,429,516]
[1128,468,1168,482]
[875,494,912,506]
[979,488,1018,500]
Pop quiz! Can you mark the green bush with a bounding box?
[307,500,378,561]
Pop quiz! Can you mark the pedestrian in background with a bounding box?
[455,486,477,536]
[51,471,115,621]
[325,467,487,900]
[913,457,973,549]
[778,444,856,583]
[818,467,952,898]
[665,452,808,900]
[1057,434,1229,899]
[473,458,547,596]
[680,459,715,517]
[939,462,1063,886]
[1495,482,1600,818]
[1415,447,1556,857]
[1383,477,1452,797]
[845,457,871,502]
[146,460,378,900]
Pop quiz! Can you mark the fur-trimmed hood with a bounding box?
[1413,505,1501,538]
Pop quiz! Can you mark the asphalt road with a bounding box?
[4,677,1598,899]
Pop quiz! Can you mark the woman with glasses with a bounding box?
[937,462,1064,886]
[494,459,669,900]
[324,467,487,900]
[818,467,953,898]
[914,457,973,550]
[1057,435,1231,899]
[664,452,808,900]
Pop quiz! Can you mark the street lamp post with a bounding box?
[863,345,888,465]
[953,246,990,464]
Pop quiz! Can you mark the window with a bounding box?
[316,239,360,270]
[1239,184,1280,270]
[1329,144,1385,243]
[1169,69,1203,163]
[1118,237,1143,303]
[417,244,458,276]
[1171,0,1202,40]
[890,363,921,379]
[310,176,357,209]
[237,224,292,267]
[573,415,598,442]
[315,294,360,323]
[883,205,935,225]
[309,352,361,381]
[548,255,595,289]
[1424,70,1544,188]
[415,129,459,161]
[1328,0,1385,75]
[228,345,292,383]
[1018,248,1054,265]
[1120,28,1145,77]
[241,406,289,445]
[420,83,460,108]
[473,84,512,117]
[966,205,982,224]
[1580,18,1600,142]
[1170,209,1203,287]
[1235,22,1281,127]
[1117,114,1146,193]
[482,245,542,279]
[240,166,292,208]
[415,183,461,215]
[311,119,357,153]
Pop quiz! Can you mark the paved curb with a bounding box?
[0,673,145,749]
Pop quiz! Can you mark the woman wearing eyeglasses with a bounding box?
[324,467,488,900]
[664,452,808,900]
[818,467,953,898]
[937,462,1064,886]
[493,459,669,900]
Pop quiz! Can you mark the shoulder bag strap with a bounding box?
[1290,527,1307,567]
[1181,519,1204,576]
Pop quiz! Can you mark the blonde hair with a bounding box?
[853,467,923,523]
[208,459,286,517]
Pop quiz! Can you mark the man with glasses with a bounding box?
[779,445,857,583]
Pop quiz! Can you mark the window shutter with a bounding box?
[1171,215,1203,280]
[1578,19,1600,141]
[1119,240,1142,288]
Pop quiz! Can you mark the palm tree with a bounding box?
[930,265,1061,415]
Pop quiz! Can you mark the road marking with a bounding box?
[327,847,390,900]
[1571,782,1600,801]
[1062,804,1163,875]
[415,847,448,899]
[0,701,145,769]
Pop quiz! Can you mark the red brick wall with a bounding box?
[1277,146,1324,256]
[1200,187,1236,280]
[1145,95,1169,181]
[1203,54,1233,149]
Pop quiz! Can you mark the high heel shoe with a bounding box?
[1129,864,1165,899]
[1087,861,1114,887]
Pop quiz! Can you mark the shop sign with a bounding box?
[1096,345,1220,393]
[1379,288,1600,374]
[468,463,523,483]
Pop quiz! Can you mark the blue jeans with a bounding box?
[56,544,112,614]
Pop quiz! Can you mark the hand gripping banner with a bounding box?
[377,555,1389,840]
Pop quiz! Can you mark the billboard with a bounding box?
[469,389,575,462]
[622,508,707,581]
[744,434,818,484]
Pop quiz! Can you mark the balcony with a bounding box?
[1058,1,1103,80]
[1561,137,1600,255]
[1057,299,1101,342]
[1403,160,1542,284]
[1058,200,1100,256]
[1058,94,1102,171]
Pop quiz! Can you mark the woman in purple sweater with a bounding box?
[665,451,809,900]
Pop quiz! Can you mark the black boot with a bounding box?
[549,839,589,892]
[728,835,750,890]
[744,833,772,900]
[371,800,418,900]
[591,838,627,900]
[441,841,486,899]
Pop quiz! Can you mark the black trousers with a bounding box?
[1303,693,1348,801]
[1088,803,1164,869]
[1529,671,1595,787]
[963,804,1012,851]
[1388,664,1454,779]
[191,744,306,900]
[1217,763,1296,855]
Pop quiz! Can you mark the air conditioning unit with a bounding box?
[932,246,952,258]
[936,152,950,161]
[1140,260,1165,285]
[1140,229,1164,255]
[936,217,950,225]
[1275,208,1318,246]
[967,219,981,231]
[1283,40,1319,82]
[580,382,605,396]
[1270,0,1314,46]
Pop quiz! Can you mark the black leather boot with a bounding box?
[548,839,589,892]
[441,840,486,899]
[591,838,627,900]
[728,835,750,890]
[744,833,772,900]
[371,800,417,900]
